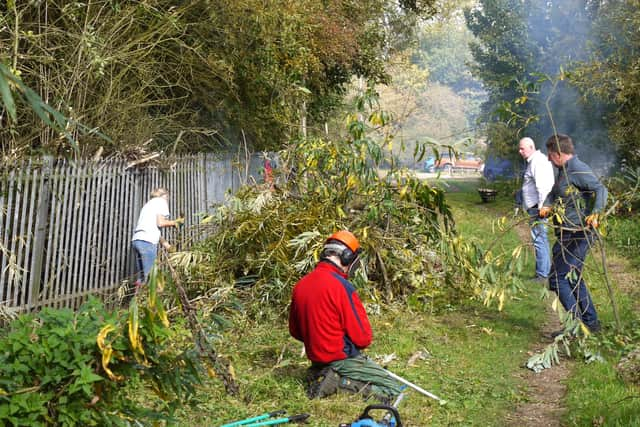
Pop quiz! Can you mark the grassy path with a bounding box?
[172,183,639,426]
[448,183,640,426]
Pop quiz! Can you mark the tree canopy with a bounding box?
[465,0,616,170]
[569,0,640,167]
[0,0,436,159]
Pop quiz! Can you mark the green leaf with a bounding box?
[0,64,17,122]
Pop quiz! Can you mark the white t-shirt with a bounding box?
[131,197,170,244]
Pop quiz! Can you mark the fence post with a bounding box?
[28,156,54,309]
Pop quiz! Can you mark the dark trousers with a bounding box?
[548,230,599,330]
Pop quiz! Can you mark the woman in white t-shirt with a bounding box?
[131,188,182,286]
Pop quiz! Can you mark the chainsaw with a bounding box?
[338,403,402,427]
[339,387,411,427]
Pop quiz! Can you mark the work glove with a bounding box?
[538,206,552,218]
[174,217,184,229]
[585,213,600,228]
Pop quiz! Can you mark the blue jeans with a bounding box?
[132,240,157,282]
[548,230,599,330]
[527,207,551,278]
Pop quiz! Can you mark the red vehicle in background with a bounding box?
[428,153,484,173]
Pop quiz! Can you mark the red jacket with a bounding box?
[289,261,372,364]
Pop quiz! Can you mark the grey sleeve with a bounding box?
[572,167,608,213]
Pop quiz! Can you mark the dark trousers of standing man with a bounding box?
[548,229,600,332]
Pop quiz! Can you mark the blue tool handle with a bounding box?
[243,413,309,426]
[220,410,286,427]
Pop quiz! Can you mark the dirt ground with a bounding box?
[503,304,571,427]
[503,224,571,427]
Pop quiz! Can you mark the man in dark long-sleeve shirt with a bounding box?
[540,134,607,334]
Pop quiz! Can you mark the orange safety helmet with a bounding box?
[325,230,362,266]
[326,230,360,252]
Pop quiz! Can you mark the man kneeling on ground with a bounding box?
[288,230,402,402]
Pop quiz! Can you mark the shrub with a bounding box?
[0,269,202,426]
[173,94,523,315]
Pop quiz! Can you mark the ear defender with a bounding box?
[339,246,362,266]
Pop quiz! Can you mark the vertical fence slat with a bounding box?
[177,159,184,247]
[184,158,191,245]
[94,161,113,294]
[86,164,96,294]
[8,161,27,307]
[74,161,86,300]
[60,161,76,308]
[71,161,86,306]
[199,154,209,241]
[126,170,138,282]
[82,163,95,292]
[27,157,52,309]
[63,161,78,307]
[77,162,92,299]
[18,160,38,306]
[42,161,62,306]
[129,168,141,284]
[3,167,19,306]
[192,156,201,243]
[102,166,114,289]
[49,162,68,307]
[20,164,39,306]
[121,170,133,284]
[52,161,66,308]
[107,165,120,288]
[113,169,122,287]
[91,163,106,291]
[0,168,9,305]
[116,171,131,286]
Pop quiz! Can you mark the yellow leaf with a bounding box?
[580,322,590,337]
[229,363,236,380]
[157,302,170,328]
[207,366,217,378]
[552,297,559,312]
[347,175,357,189]
[96,324,116,351]
[101,347,124,381]
[511,246,522,258]
[128,300,139,352]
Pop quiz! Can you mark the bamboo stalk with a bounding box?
[160,250,239,396]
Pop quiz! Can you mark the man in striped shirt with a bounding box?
[518,137,555,281]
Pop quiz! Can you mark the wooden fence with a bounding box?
[0,153,265,313]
